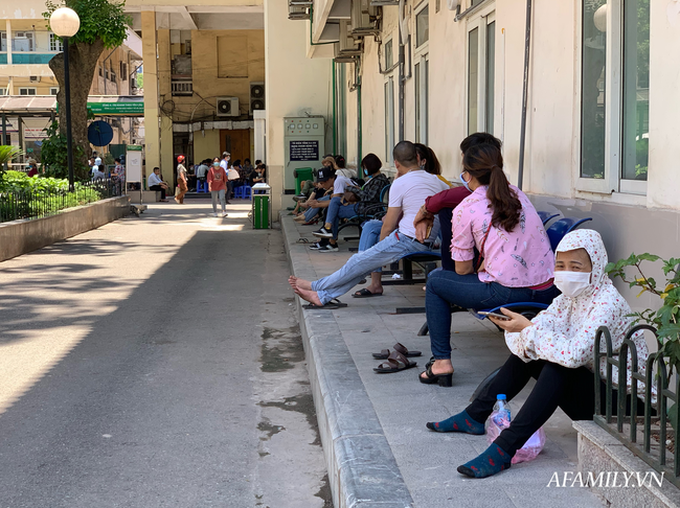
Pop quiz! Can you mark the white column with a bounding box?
[5,19,12,65]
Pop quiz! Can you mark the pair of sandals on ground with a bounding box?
[373,343,453,388]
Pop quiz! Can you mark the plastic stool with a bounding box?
[197,180,209,193]
[242,185,252,200]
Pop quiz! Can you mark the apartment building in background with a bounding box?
[0,1,142,165]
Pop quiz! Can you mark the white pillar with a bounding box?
[254,109,266,163]
[5,19,12,65]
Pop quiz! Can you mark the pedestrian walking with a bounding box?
[175,155,188,204]
[208,159,228,217]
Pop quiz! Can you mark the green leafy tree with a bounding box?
[43,0,132,180]
[0,145,22,177]
[40,121,86,178]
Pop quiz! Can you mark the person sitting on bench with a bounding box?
[427,229,652,479]
[288,141,448,307]
[420,143,559,386]
[147,167,169,202]
[413,133,502,271]
[312,153,390,253]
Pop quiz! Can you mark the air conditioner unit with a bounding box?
[338,21,362,56]
[29,76,41,83]
[249,82,265,114]
[351,0,379,37]
[216,97,239,117]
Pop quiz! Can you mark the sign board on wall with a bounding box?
[126,144,143,183]
[289,140,319,161]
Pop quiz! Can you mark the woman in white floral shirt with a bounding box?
[425,229,652,478]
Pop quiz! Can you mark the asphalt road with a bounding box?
[0,200,331,508]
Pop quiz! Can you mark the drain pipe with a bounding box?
[517,0,533,190]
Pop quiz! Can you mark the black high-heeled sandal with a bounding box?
[418,364,453,387]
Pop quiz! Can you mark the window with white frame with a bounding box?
[467,8,495,135]
[416,4,429,48]
[580,0,650,194]
[49,33,63,52]
[415,1,430,144]
[385,76,395,163]
[384,39,393,69]
[50,87,59,95]
[19,87,37,95]
[0,88,6,95]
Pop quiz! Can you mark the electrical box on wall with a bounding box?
[283,116,325,193]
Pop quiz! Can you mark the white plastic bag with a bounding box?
[485,411,546,464]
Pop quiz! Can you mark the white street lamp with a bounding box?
[50,7,80,191]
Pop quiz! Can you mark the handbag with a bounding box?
[228,168,240,181]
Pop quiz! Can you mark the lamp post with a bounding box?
[50,7,80,192]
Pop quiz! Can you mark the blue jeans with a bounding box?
[326,197,358,239]
[358,219,384,273]
[311,230,434,304]
[304,195,330,222]
[426,270,560,359]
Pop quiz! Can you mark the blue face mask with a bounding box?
[363,169,372,178]
[460,172,472,192]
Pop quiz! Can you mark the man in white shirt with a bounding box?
[289,140,449,307]
[147,167,169,202]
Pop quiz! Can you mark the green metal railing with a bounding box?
[0,178,124,223]
[594,325,680,487]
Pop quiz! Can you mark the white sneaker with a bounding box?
[213,212,219,217]
[317,244,339,252]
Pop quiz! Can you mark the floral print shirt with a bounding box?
[505,229,653,398]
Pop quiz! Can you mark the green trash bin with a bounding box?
[293,167,314,195]
[252,189,270,229]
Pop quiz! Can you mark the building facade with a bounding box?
[275,0,675,310]
[0,1,142,166]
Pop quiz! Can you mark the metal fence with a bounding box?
[0,178,124,223]
[594,324,679,487]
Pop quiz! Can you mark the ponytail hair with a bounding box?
[463,144,521,232]
[414,143,442,175]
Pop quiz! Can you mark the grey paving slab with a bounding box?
[282,214,603,508]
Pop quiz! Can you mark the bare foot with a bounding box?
[294,287,323,306]
[288,276,299,290]
[289,276,312,290]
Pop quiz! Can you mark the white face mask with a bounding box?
[554,270,591,298]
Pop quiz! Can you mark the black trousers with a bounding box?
[466,355,612,456]
[149,185,166,200]
[437,209,455,272]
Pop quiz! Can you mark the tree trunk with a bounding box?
[49,39,105,181]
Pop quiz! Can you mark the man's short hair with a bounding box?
[222,152,230,158]
[393,141,418,167]
[460,133,502,154]
[153,166,160,171]
[115,158,121,163]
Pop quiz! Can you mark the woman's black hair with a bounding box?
[334,155,346,168]
[361,153,382,175]
[463,143,521,232]
[414,143,442,175]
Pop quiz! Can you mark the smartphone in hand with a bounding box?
[476,311,511,321]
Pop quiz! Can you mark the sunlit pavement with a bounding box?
[0,198,331,508]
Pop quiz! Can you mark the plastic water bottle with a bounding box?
[486,393,546,464]
[491,394,512,428]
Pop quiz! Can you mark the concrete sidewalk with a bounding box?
[280,213,604,508]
